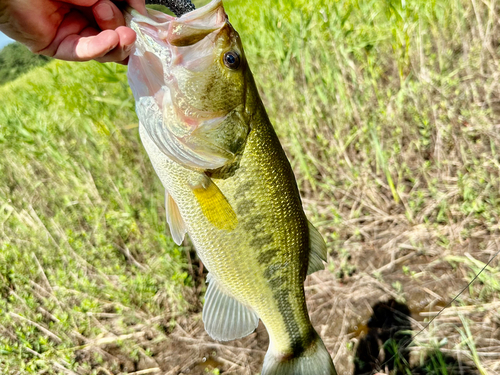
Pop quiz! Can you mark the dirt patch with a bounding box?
[75,233,499,374]
[73,211,500,374]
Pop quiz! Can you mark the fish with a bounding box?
[125,1,337,374]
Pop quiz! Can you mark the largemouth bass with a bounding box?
[126,1,337,373]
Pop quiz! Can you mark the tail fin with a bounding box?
[262,333,337,375]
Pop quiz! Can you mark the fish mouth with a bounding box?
[125,0,230,98]
[125,0,227,47]
[126,0,233,107]
[162,0,227,48]
[126,0,240,171]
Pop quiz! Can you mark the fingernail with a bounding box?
[96,3,114,21]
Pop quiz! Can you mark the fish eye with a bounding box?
[223,51,240,69]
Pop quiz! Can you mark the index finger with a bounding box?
[57,0,146,15]
[57,0,100,6]
[125,0,147,15]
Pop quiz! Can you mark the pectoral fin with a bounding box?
[307,221,327,275]
[203,273,259,341]
[191,177,237,231]
[165,190,187,245]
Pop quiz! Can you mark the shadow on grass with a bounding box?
[353,299,478,375]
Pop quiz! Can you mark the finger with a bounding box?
[79,26,129,64]
[125,0,147,15]
[16,3,71,53]
[80,26,100,38]
[57,0,100,6]
[93,0,125,30]
[94,0,147,16]
[37,10,90,57]
[94,25,136,63]
[54,29,119,61]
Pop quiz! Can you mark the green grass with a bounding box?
[0,61,190,373]
[1,0,500,373]
[225,0,500,231]
[0,43,52,85]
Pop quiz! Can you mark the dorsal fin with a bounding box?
[307,221,327,275]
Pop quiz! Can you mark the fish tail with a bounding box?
[262,332,337,375]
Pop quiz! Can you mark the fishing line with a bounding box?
[378,245,500,371]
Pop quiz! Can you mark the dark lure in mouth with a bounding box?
[145,0,196,17]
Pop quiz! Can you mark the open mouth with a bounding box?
[125,0,229,77]
[175,0,226,24]
[125,0,229,99]
[125,0,227,43]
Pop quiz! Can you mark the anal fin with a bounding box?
[202,274,259,341]
[307,221,327,275]
[165,190,187,245]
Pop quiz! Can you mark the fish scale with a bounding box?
[215,110,311,351]
[126,0,336,373]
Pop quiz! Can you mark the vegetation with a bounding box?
[0,62,190,373]
[1,0,499,374]
[0,43,52,85]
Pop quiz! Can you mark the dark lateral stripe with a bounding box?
[257,247,278,264]
[234,181,255,200]
[236,199,256,216]
[250,234,273,248]
[268,275,285,289]
[263,263,287,279]
[242,214,265,232]
[272,287,305,356]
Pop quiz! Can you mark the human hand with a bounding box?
[0,0,147,63]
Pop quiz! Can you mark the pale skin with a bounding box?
[0,0,147,63]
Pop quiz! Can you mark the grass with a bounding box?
[0,42,52,85]
[1,0,500,373]
[0,62,191,373]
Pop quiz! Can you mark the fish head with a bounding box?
[126,0,252,170]
[166,1,248,116]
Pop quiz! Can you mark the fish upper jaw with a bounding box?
[176,0,225,23]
